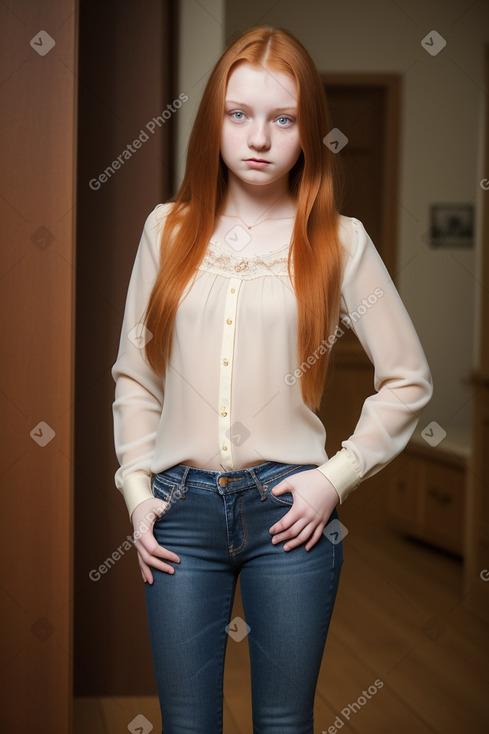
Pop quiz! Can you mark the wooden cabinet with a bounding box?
[388,456,419,525]
[464,385,489,620]
[387,435,469,556]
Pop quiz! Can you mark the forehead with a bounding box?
[225,62,297,106]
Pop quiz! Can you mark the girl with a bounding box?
[111,25,432,734]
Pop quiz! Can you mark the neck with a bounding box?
[222,172,296,225]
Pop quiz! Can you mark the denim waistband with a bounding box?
[152,461,318,494]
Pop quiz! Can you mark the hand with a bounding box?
[131,497,181,584]
[268,469,339,552]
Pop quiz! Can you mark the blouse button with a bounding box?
[222,358,229,366]
[230,287,236,293]
[222,444,228,451]
[226,318,233,325]
[220,409,227,417]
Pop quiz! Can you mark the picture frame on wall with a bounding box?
[428,203,474,248]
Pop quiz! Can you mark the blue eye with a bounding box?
[276,116,293,126]
[231,111,245,120]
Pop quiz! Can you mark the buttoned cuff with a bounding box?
[316,448,362,504]
[122,470,154,520]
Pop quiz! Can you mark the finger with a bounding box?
[269,507,300,534]
[270,479,291,496]
[135,541,179,572]
[138,557,153,584]
[141,568,154,584]
[283,522,316,551]
[141,552,177,575]
[136,534,181,563]
[304,524,325,552]
[140,548,178,574]
[151,558,176,574]
[271,516,307,544]
[151,543,181,563]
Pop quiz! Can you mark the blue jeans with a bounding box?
[144,460,343,734]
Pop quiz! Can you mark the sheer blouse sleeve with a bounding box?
[111,203,170,518]
[316,217,433,503]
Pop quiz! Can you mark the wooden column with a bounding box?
[0,2,77,731]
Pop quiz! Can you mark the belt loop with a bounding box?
[248,466,267,501]
[178,465,191,500]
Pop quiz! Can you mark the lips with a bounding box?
[244,158,271,169]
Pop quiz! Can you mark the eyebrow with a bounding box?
[224,100,297,113]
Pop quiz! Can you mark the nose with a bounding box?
[247,119,270,150]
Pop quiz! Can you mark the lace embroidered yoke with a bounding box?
[198,239,292,279]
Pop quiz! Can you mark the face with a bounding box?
[220,62,302,189]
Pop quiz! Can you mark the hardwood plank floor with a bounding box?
[74,491,489,733]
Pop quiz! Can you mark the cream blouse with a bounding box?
[111,202,433,518]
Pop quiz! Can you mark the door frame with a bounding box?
[322,72,401,279]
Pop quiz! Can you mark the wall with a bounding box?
[0,1,77,730]
[176,0,226,183]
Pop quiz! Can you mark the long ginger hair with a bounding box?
[144,25,344,412]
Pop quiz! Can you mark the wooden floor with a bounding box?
[74,489,489,733]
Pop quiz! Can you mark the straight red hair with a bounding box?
[144,26,344,411]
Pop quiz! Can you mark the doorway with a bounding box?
[74,0,177,706]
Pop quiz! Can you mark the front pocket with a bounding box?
[263,467,301,506]
[265,487,294,506]
[151,477,179,519]
[263,465,317,507]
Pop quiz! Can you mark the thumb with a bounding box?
[271,480,290,496]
